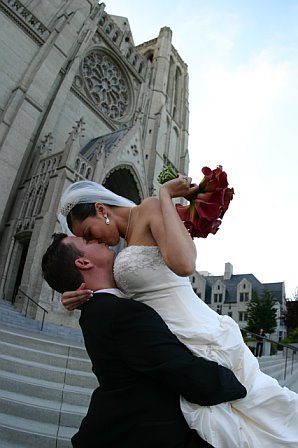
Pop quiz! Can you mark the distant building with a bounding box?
[190,262,286,340]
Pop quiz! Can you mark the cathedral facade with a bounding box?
[0,1,190,326]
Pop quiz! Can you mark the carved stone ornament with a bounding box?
[82,50,130,119]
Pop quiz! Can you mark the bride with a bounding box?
[58,178,298,448]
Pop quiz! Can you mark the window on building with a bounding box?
[228,311,233,318]
[240,292,249,302]
[238,311,248,321]
[214,293,223,303]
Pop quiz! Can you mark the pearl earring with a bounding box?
[104,215,110,225]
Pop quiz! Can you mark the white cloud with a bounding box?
[189,52,292,158]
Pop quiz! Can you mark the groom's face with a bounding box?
[64,236,115,271]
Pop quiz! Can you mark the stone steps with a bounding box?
[0,302,96,447]
[0,298,297,446]
[0,412,74,448]
[257,352,298,392]
[0,389,85,427]
[0,372,93,407]
[0,299,84,342]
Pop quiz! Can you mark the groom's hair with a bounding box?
[42,233,84,294]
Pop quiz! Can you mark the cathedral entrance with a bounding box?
[3,234,30,303]
[103,167,142,204]
[12,238,30,302]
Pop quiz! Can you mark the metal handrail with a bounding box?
[17,288,48,331]
[242,329,297,380]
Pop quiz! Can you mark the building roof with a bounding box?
[204,273,284,304]
[80,128,129,162]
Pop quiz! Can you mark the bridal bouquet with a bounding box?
[157,165,234,238]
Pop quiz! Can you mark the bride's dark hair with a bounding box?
[67,203,96,233]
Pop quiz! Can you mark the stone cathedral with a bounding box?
[0,1,190,327]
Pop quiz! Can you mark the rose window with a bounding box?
[82,51,129,119]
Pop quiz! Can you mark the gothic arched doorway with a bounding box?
[3,232,31,303]
[103,167,142,204]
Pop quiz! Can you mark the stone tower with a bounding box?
[0,1,190,326]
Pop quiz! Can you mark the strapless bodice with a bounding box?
[113,246,248,370]
[113,245,190,298]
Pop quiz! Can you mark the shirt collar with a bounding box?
[93,288,129,299]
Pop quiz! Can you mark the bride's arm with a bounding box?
[149,175,199,276]
[61,283,92,310]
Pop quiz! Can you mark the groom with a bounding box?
[42,233,246,448]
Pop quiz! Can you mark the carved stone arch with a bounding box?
[26,188,36,217]
[132,54,138,66]
[173,125,180,137]
[167,56,176,103]
[112,31,119,42]
[32,185,42,216]
[5,231,31,302]
[173,66,183,120]
[75,158,80,171]
[103,166,143,204]
[138,62,143,74]
[105,23,113,34]
[126,47,132,59]
[80,162,86,175]
[99,15,106,26]
[86,167,92,179]
[143,49,154,62]
[36,184,47,216]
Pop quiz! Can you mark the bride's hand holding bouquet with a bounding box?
[159,173,200,200]
[158,165,234,239]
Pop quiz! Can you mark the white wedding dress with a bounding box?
[113,246,298,448]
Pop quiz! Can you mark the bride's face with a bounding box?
[72,215,120,247]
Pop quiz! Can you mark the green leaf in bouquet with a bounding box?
[157,165,178,184]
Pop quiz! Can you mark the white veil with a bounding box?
[57,180,137,242]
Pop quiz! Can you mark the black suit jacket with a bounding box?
[72,293,246,448]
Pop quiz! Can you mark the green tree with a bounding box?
[282,299,298,331]
[246,290,277,334]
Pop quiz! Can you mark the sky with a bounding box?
[106,0,298,298]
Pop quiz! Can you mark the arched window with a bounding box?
[80,163,86,175]
[105,24,112,35]
[86,167,92,179]
[75,159,80,171]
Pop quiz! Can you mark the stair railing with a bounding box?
[16,288,48,331]
[242,330,297,381]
